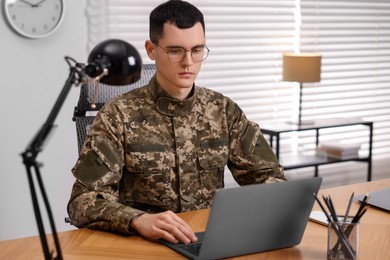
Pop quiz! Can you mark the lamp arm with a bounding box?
[24,60,82,158]
[20,57,82,260]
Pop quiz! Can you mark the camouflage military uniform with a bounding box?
[67,76,286,234]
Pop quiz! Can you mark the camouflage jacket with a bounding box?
[67,77,286,234]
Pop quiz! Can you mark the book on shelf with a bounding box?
[316,141,360,159]
[316,149,359,160]
[318,141,361,152]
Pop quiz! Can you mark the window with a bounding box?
[300,0,390,159]
[86,0,390,180]
[87,0,296,122]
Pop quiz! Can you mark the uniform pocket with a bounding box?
[198,138,229,167]
[90,136,122,172]
[73,136,123,189]
[121,144,177,210]
[197,138,229,189]
[125,143,174,173]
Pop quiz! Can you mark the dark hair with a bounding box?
[149,0,205,43]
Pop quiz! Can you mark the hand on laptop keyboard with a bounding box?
[130,210,198,244]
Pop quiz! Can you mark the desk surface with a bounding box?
[1,178,390,260]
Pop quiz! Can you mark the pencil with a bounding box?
[343,192,354,223]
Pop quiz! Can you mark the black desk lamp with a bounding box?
[21,39,142,260]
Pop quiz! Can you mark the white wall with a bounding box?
[0,1,87,240]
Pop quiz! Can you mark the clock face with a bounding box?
[3,0,65,39]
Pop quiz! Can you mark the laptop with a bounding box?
[356,187,390,212]
[160,177,322,260]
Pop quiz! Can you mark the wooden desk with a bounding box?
[1,179,390,260]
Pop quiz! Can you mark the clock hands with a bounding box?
[18,0,48,8]
[34,0,48,7]
[19,0,35,7]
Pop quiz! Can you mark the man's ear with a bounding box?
[145,40,156,60]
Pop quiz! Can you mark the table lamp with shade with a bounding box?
[283,52,321,125]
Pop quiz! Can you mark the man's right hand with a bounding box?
[129,210,198,244]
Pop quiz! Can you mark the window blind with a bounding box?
[299,0,390,160]
[86,0,296,124]
[86,0,390,181]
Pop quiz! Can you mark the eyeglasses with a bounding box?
[155,43,210,63]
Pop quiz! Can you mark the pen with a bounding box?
[343,192,354,223]
[352,193,370,224]
[327,195,339,222]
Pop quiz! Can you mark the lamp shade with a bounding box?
[283,53,321,83]
[85,39,142,86]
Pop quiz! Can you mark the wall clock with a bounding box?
[3,0,65,39]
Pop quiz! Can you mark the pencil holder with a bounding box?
[327,217,359,260]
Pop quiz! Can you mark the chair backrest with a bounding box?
[73,63,156,154]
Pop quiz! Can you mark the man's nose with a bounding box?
[181,50,194,65]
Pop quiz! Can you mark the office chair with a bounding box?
[72,63,156,154]
[65,63,155,226]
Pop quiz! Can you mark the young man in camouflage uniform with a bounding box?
[68,0,286,245]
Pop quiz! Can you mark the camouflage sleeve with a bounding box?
[226,100,287,185]
[67,105,144,234]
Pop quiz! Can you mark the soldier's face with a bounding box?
[146,22,205,99]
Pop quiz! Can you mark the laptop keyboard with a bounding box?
[178,242,202,256]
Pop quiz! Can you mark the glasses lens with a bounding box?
[164,45,209,63]
[192,46,209,62]
[168,48,186,62]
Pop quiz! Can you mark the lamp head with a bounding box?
[85,39,142,86]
